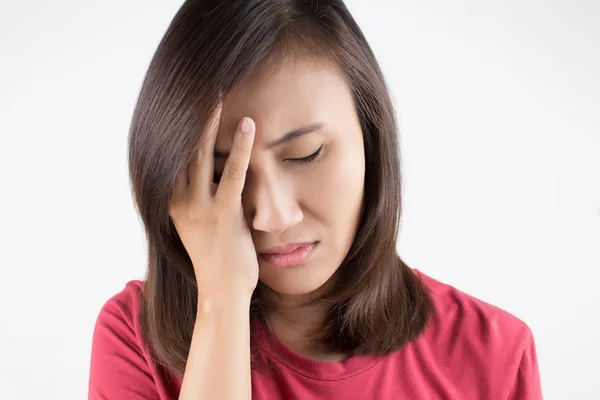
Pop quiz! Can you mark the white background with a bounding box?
[1,0,598,398]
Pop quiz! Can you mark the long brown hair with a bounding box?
[128,0,434,378]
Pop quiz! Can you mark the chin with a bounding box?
[258,273,333,298]
[261,281,322,297]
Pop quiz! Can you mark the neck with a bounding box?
[260,287,347,362]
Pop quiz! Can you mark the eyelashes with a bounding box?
[286,144,324,165]
[213,144,324,183]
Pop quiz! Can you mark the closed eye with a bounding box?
[286,144,324,164]
[213,144,324,183]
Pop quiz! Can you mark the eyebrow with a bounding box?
[214,122,324,159]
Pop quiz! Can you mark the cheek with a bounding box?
[301,144,365,228]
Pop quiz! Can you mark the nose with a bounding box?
[243,174,303,234]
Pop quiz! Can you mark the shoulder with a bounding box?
[415,268,534,346]
[91,279,146,351]
[96,280,144,318]
[89,280,162,398]
[410,269,541,398]
[93,280,145,340]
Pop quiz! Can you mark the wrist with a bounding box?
[196,291,251,316]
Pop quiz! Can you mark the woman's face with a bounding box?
[216,56,365,297]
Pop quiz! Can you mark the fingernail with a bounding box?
[240,118,252,133]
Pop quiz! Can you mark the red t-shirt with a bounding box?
[88,270,542,399]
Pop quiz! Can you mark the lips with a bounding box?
[260,242,315,255]
[259,241,318,268]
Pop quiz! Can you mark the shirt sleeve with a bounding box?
[506,326,543,400]
[88,286,159,400]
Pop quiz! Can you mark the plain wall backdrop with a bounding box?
[1,0,598,398]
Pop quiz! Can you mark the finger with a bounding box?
[189,101,223,200]
[215,117,255,207]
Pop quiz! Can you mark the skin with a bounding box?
[214,55,365,360]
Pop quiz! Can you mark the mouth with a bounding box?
[259,241,319,268]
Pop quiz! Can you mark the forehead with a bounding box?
[216,56,353,144]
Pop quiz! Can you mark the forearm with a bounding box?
[178,295,252,400]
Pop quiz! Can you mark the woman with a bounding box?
[89,0,542,399]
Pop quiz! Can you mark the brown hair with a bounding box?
[128,0,435,379]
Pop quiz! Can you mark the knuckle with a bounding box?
[231,138,247,154]
[199,140,212,157]
[223,162,243,180]
[214,193,236,211]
